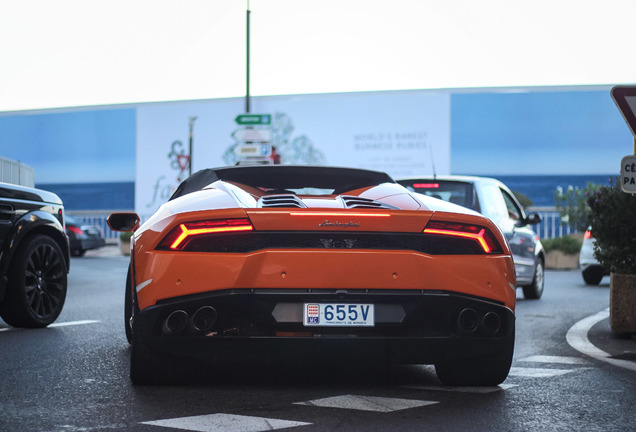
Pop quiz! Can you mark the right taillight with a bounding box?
[423,220,501,254]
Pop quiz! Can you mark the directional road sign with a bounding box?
[235,114,271,126]
[234,144,272,158]
[232,128,272,143]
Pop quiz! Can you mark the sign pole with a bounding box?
[188,116,197,177]
[245,2,251,114]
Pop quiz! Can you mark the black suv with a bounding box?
[0,182,70,327]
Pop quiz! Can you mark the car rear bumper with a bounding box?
[134,289,515,364]
[70,237,106,251]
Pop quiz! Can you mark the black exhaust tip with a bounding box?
[190,306,218,334]
[458,308,479,333]
[162,310,189,335]
[481,311,501,335]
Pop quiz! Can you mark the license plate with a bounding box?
[303,303,374,327]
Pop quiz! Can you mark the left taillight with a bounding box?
[157,218,253,251]
[423,220,502,254]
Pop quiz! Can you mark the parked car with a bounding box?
[0,182,70,327]
[397,175,545,299]
[65,215,106,257]
[109,165,516,386]
[579,228,609,285]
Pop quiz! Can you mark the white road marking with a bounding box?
[401,384,517,393]
[142,413,311,432]
[294,394,437,412]
[518,355,589,365]
[508,367,583,378]
[0,320,100,332]
[566,308,636,372]
[49,320,100,328]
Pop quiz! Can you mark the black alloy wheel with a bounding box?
[0,234,68,328]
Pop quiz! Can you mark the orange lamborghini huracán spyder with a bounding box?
[108,165,516,385]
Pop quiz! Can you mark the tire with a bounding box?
[130,316,194,385]
[522,258,544,300]
[582,266,604,286]
[0,234,68,328]
[435,336,515,386]
[71,249,86,257]
[124,266,133,344]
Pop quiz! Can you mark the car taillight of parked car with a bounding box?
[68,226,83,235]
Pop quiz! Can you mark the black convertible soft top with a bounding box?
[169,165,395,200]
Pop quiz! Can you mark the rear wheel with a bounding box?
[0,234,67,328]
[124,266,133,344]
[435,337,514,386]
[130,319,173,385]
[130,317,198,385]
[582,266,604,286]
[522,258,544,299]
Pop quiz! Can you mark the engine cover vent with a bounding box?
[341,196,398,210]
[258,194,307,208]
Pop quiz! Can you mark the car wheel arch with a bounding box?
[1,219,70,278]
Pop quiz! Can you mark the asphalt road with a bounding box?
[1,248,635,432]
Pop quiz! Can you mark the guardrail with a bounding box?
[66,210,128,244]
[527,207,577,239]
[67,207,577,242]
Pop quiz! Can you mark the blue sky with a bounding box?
[0,89,630,183]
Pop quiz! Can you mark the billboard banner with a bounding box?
[136,91,450,215]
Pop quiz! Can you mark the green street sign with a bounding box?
[235,114,271,125]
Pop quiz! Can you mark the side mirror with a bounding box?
[515,212,541,227]
[107,212,140,232]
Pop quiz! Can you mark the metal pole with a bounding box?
[188,116,197,177]
[245,4,251,113]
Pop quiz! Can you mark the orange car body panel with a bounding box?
[131,195,516,312]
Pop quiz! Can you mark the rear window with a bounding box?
[398,180,475,210]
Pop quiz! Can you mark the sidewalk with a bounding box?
[82,244,128,258]
[587,316,636,364]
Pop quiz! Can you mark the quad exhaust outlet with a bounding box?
[457,308,502,335]
[161,306,218,336]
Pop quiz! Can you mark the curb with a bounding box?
[566,309,636,372]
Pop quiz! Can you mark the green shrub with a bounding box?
[554,182,601,232]
[587,178,636,274]
[512,190,533,209]
[119,231,133,242]
[541,235,582,255]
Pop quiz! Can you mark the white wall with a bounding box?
[135,91,450,214]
